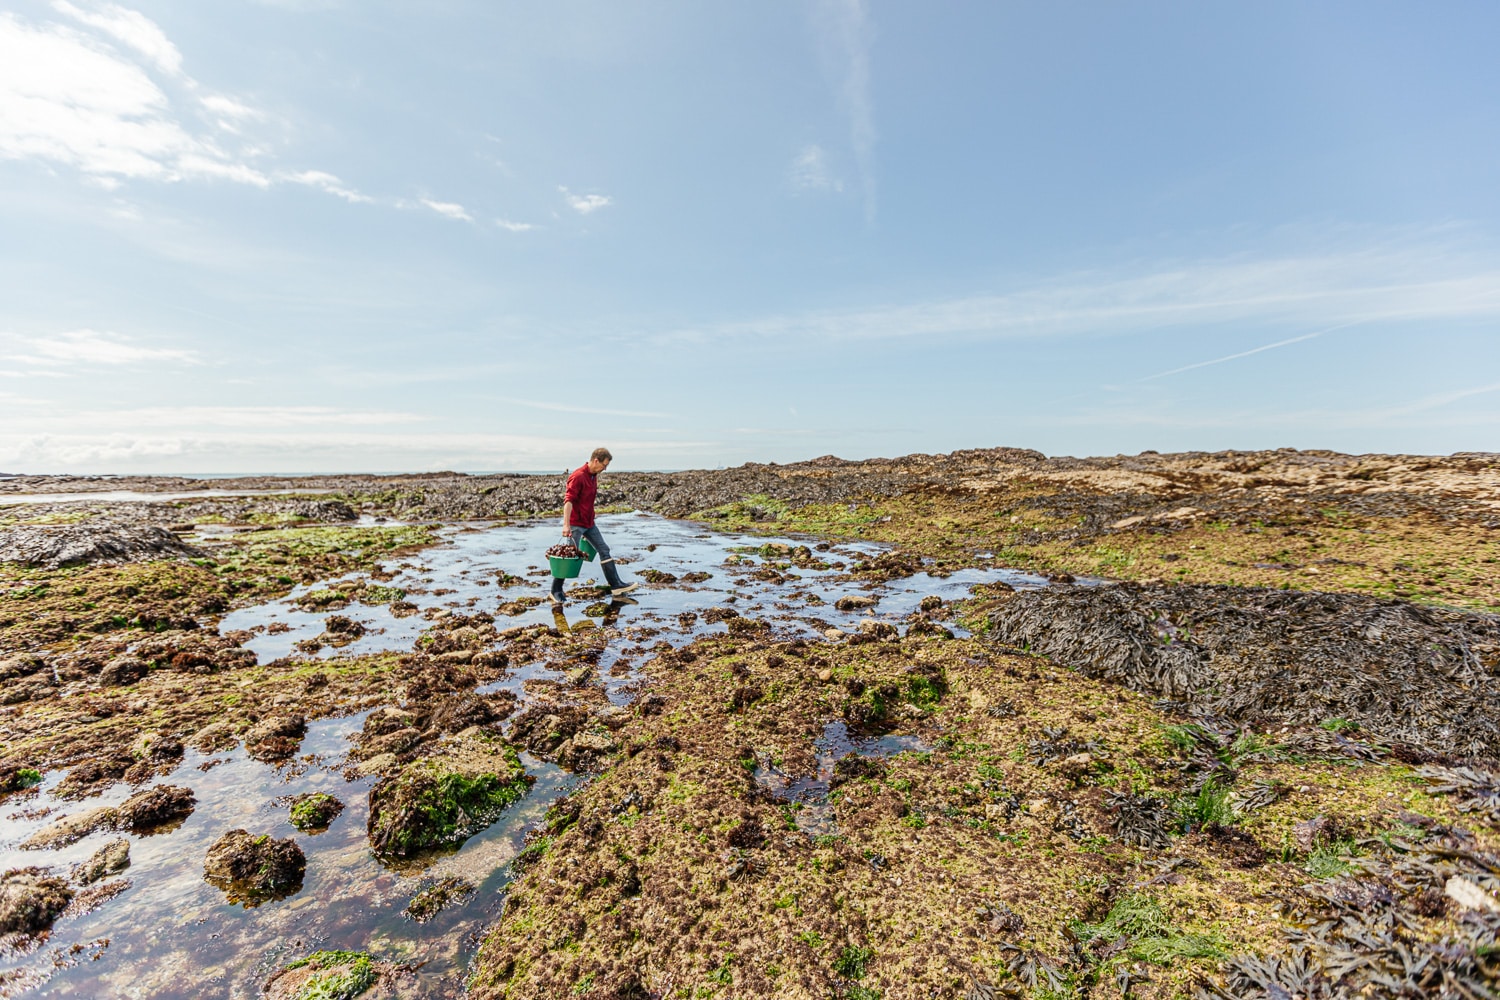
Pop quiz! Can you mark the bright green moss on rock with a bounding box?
[366,730,533,857]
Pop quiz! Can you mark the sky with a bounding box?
[1,0,1499,474]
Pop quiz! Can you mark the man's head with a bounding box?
[587,447,612,475]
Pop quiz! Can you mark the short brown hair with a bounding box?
[590,447,613,463]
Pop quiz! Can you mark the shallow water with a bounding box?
[0,489,339,507]
[755,721,932,838]
[0,513,1047,997]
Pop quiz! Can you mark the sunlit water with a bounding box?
[0,514,1050,997]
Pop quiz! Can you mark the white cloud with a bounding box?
[72,405,426,427]
[495,218,536,232]
[420,198,473,222]
[0,429,715,472]
[0,10,268,185]
[1,329,199,367]
[789,144,841,192]
[812,0,875,221]
[51,0,182,77]
[199,94,259,120]
[281,169,373,204]
[559,186,611,214]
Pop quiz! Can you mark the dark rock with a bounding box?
[830,753,887,789]
[0,654,46,681]
[98,656,148,687]
[990,583,1500,757]
[835,595,879,611]
[0,868,73,935]
[203,829,306,903]
[426,691,517,734]
[245,714,307,761]
[115,784,195,832]
[0,524,205,569]
[361,706,417,738]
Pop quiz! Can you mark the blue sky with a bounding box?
[1,1,1498,473]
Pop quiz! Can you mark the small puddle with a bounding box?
[1,512,1045,997]
[755,722,930,838]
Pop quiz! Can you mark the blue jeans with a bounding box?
[553,525,625,594]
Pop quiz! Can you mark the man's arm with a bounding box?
[561,500,573,538]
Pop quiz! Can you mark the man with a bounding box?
[552,447,637,606]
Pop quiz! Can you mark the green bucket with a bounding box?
[548,554,583,578]
[578,536,597,561]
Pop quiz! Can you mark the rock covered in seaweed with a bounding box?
[0,867,73,935]
[288,792,344,832]
[115,784,195,832]
[265,949,402,1000]
[366,729,533,857]
[203,829,306,903]
[989,582,1500,756]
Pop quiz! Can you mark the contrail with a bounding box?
[1137,320,1365,381]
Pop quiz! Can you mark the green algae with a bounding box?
[367,735,533,857]
[285,950,377,1000]
[288,793,344,833]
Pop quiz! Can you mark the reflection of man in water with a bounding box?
[551,447,637,606]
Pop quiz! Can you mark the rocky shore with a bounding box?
[1,446,1498,999]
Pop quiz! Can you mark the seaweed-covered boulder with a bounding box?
[0,868,73,935]
[245,714,307,761]
[288,792,344,832]
[203,830,305,903]
[265,950,396,1000]
[0,524,205,569]
[0,654,46,681]
[506,702,590,756]
[115,784,195,832]
[425,691,517,735]
[0,764,42,796]
[367,730,534,857]
[403,875,475,922]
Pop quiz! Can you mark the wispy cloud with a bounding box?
[655,239,1500,345]
[789,144,841,192]
[0,9,269,185]
[74,405,426,427]
[495,218,536,232]
[51,0,183,77]
[499,397,670,419]
[559,186,611,215]
[0,6,458,215]
[420,198,473,222]
[813,0,875,222]
[280,169,373,204]
[1,329,199,367]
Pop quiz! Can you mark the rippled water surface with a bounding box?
[0,514,1049,997]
